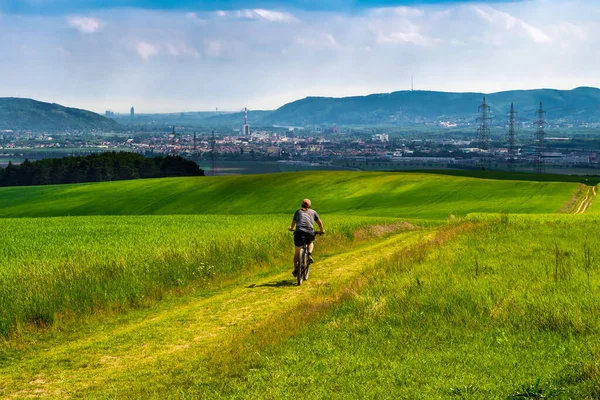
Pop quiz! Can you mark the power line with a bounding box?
[507,103,517,171]
[477,96,492,168]
[534,102,547,173]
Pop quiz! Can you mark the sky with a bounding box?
[0,0,599,113]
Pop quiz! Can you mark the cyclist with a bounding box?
[288,198,324,277]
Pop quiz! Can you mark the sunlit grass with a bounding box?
[0,171,594,398]
[185,215,600,399]
[0,171,578,219]
[0,214,395,336]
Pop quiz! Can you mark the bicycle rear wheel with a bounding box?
[298,247,307,286]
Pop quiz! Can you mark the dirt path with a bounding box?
[574,185,597,214]
[0,229,434,398]
[560,184,597,214]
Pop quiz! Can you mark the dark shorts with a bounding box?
[294,230,315,247]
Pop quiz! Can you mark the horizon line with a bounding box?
[3,85,598,114]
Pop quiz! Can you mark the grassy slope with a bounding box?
[0,228,429,398]
[584,186,600,213]
[197,216,600,399]
[0,215,396,335]
[0,171,579,335]
[0,171,592,398]
[6,214,600,398]
[0,171,579,219]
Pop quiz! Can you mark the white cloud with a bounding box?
[552,22,587,41]
[166,43,200,58]
[370,6,425,18]
[185,12,205,24]
[253,9,297,22]
[471,5,551,43]
[67,16,102,33]
[3,2,600,112]
[134,41,159,60]
[295,32,340,49]
[215,8,297,23]
[376,31,439,46]
[368,15,438,47]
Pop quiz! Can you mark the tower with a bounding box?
[241,107,250,136]
[193,132,197,153]
[130,106,135,119]
[477,97,492,166]
[507,103,517,171]
[534,102,547,173]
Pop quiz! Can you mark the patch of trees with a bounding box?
[0,152,204,187]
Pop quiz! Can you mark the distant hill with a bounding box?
[7,87,600,131]
[201,110,273,126]
[112,111,231,126]
[0,98,120,131]
[204,87,600,127]
[112,110,274,129]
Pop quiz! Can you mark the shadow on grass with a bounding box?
[247,280,296,289]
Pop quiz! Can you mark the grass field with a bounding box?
[0,214,399,336]
[0,171,581,219]
[185,215,600,399]
[0,170,597,399]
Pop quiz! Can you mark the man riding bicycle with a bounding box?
[288,198,324,277]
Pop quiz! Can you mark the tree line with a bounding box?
[0,152,204,187]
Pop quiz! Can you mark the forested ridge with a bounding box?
[204,86,600,126]
[0,152,203,186]
[0,97,120,131]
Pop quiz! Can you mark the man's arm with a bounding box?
[289,211,298,231]
[316,219,324,234]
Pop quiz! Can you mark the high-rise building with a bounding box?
[130,106,135,119]
[241,107,250,136]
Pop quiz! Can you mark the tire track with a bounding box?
[574,185,597,214]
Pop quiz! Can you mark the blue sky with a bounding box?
[0,0,517,14]
[0,0,598,113]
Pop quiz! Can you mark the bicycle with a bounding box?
[291,230,323,286]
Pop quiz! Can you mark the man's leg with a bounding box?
[308,242,315,263]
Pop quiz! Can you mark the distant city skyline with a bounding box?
[0,0,598,113]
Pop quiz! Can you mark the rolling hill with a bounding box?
[0,171,581,219]
[204,86,600,126]
[6,87,600,131]
[0,98,120,131]
[1,171,600,398]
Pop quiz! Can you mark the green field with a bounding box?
[194,215,600,399]
[0,171,580,219]
[0,170,597,399]
[0,214,397,335]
